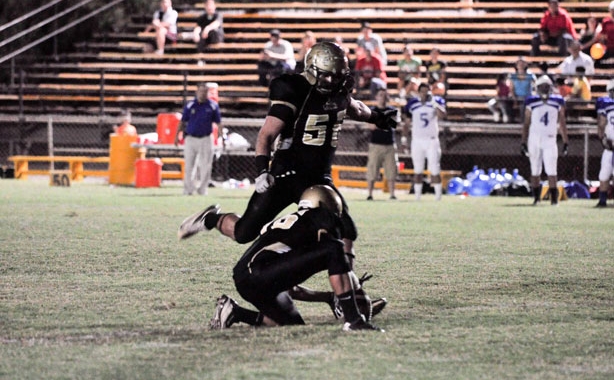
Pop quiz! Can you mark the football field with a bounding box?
[1,179,613,379]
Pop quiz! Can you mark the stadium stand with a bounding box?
[1,1,611,122]
[0,0,614,183]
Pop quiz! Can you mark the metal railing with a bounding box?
[0,0,124,65]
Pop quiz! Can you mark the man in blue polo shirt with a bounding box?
[175,83,222,195]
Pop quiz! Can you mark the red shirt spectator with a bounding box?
[601,17,614,51]
[580,1,614,62]
[531,1,578,57]
[540,5,578,40]
[355,48,387,82]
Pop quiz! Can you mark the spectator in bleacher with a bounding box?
[509,57,536,122]
[174,83,222,196]
[355,43,387,99]
[193,0,224,65]
[356,21,387,66]
[579,16,602,54]
[568,66,591,101]
[487,73,512,123]
[295,31,317,73]
[366,88,398,201]
[554,76,572,97]
[557,40,595,76]
[397,44,422,99]
[143,0,178,56]
[257,29,296,86]
[565,66,591,120]
[424,48,447,97]
[530,0,578,57]
[113,110,137,136]
[581,1,614,65]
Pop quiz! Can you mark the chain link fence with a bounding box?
[0,113,603,187]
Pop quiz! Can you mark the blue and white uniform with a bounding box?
[525,94,565,177]
[597,96,614,181]
[403,96,446,175]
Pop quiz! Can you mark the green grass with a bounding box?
[1,179,613,380]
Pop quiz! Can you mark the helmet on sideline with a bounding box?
[298,185,342,216]
[303,42,351,94]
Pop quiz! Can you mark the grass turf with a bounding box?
[1,179,613,379]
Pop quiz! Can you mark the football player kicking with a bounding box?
[209,185,384,331]
[177,42,396,297]
[401,83,447,200]
[595,80,614,208]
[520,75,569,206]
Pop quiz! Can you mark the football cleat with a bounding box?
[177,204,220,240]
[209,294,237,330]
[371,298,388,319]
[342,316,384,332]
[595,201,607,208]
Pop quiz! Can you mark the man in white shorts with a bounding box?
[401,83,446,200]
[595,80,614,208]
[520,75,569,205]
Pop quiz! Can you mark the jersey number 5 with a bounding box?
[303,111,344,147]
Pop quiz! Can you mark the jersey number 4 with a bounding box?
[539,112,549,126]
[303,112,345,148]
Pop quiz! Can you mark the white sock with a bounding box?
[434,183,442,200]
[414,183,423,200]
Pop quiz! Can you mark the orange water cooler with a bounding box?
[156,113,181,144]
[109,134,140,185]
[135,158,163,188]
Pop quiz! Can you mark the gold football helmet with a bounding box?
[303,42,350,94]
[298,185,342,216]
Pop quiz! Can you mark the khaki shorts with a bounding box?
[366,143,397,182]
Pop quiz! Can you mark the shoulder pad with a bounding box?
[525,95,540,105]
[550,94,565,105]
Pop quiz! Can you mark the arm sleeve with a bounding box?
[268,77,298,126]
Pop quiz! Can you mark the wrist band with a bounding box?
[255,155,270,174]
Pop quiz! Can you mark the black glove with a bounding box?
[369,108,398,130]
[601,137,613,151]
[520,143,529,157]
[562,142,569,157]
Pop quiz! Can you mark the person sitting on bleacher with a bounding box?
[568,66,592,102]
[530,0,578,57]
[397,44,422,99]
[256,29,296,87]
[557,40,595,76]
[355,44,387,99]
[509,57,537,123]
[424,48,447,97]
[581,1,614,65]
[193,0,224,66]
[143,0,178,56]
[355,22,387,66]
[295,31,317,73]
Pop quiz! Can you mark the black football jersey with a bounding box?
[268,74,351,179]
[253,207,342,251]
